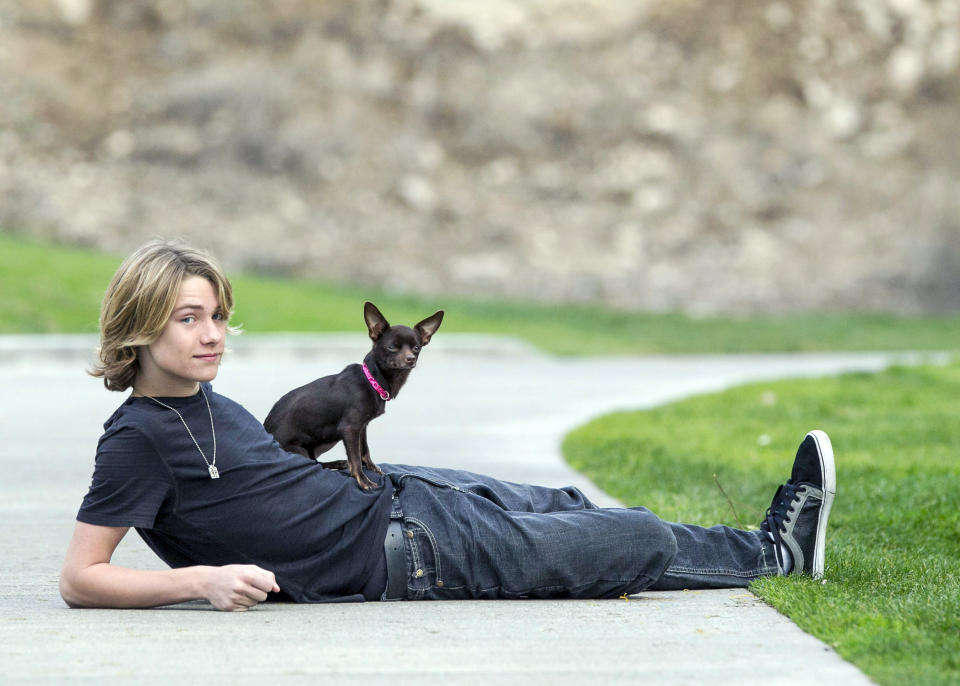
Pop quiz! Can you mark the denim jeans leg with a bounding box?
[379,464,778,598]
[647,521,781,590]
[381,466,678,600]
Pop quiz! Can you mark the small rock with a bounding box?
[825,99,862,140]
[765,2,793,31]
[102,130,135,160]
[55,0,91,25]
[398,175,438,212]
[887,46,926,93]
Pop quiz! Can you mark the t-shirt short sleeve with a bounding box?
[77,424,175,529]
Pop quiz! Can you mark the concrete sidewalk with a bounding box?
[2,334,919,684]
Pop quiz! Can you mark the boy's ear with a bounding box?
[364,302,389,341]
[414,310,444,346]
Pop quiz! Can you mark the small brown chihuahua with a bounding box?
[263,302,444,489]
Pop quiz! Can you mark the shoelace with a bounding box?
[761,481,803,570]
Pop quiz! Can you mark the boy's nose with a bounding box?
[202,319,223,342]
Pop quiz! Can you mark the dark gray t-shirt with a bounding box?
[77,383,391,602]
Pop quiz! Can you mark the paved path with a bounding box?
[1,334,922,684]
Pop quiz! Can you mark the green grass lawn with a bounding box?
[3,232,960,354]
[563,362,960,686]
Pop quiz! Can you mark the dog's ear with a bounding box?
[364,302,390,341]
[414,310,444,346]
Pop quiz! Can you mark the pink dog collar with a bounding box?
[362,363,391,401]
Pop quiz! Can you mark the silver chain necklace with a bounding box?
[137,385,219,479]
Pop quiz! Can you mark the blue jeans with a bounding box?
[378,464,780,600]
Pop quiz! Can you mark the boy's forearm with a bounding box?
[60,563,211,609]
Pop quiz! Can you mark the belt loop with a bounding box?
[390,486,403,519]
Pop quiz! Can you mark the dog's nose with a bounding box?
[405,354,417,364]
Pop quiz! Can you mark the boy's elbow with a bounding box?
[59,573,78,608]
[59,569,87,608]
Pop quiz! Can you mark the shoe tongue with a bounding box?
[791,435,822,486]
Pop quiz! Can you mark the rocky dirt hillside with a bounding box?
[1,0,958,313]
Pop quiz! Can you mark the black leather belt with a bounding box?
[383,520,407,601]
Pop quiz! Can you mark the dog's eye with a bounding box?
[388,345,398,352]
[413,345,421,352]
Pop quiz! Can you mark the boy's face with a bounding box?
[135,275,226,396]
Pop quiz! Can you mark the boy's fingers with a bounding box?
[241,567,280,594]
[254,568,279,592]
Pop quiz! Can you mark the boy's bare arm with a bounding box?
[60,522,280,611]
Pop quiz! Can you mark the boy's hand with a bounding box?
[203,565,280,611]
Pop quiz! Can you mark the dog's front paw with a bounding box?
[355,473,378,490]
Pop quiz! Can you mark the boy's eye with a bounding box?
[213,312,225,321]
[181,316,196,324]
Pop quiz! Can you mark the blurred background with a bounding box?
[1,0,958,315]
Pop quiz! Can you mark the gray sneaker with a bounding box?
[760,430,836,578]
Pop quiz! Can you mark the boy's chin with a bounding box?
[193,366,221,383]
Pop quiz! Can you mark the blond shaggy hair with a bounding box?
[90,240,237,391]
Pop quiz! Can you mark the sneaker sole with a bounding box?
[807,430,835,579]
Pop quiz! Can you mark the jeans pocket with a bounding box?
[403,517,445,599]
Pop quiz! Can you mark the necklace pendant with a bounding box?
[208,464,220,479]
